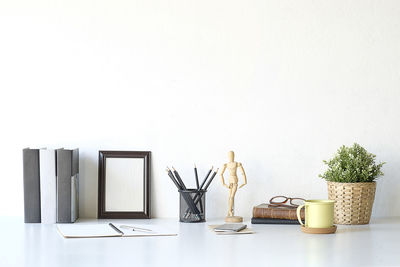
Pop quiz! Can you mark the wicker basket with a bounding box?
[327,181,376,225]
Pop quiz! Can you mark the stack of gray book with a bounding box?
[22,148,79,223]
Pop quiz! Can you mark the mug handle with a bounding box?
[296,204,305,226]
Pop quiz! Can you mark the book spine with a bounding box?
[39,149,57,224]
[253,206,305,220]
[57,149,79,223]
[251,217,300,225]
[23,149,41,223]
[71,149,79,222]
[57,149,72,223]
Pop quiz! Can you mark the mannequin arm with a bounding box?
[220,164,229,188]
[238,163,247,188]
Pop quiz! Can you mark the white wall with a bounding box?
[1,0,399,219]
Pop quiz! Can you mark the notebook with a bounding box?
[208,225,254,235]
[214,224,247,232]
[57,223,177,238]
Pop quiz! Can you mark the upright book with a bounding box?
[57,148,79,223]
[39,149,57,224]
[23,148,41,223]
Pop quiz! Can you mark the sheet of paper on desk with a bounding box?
[57,224,177,238]
[57,224,122,238]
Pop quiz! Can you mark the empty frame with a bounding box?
[98,151,150,219]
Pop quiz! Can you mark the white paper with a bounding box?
[105,158,144,212]
[57,224,177,238]
[57,224,122,238]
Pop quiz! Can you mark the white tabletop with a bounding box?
[1,216,399,267]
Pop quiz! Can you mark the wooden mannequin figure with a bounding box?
[220,151,247,223]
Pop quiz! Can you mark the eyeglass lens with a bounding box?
[270,196,288,204]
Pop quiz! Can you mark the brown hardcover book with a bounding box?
[252,204,305,220]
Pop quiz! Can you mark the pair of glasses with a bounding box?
[269,196,305,208]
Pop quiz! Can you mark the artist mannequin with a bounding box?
[220,151,247,223]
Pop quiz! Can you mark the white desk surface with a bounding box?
[1,216,399,267]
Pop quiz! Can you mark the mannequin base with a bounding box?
[225,216,243,223]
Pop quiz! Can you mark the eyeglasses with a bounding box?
[269,196,305,208]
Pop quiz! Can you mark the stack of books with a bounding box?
[23,148,79,223]
[251,204,305,224]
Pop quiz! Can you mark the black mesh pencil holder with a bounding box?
[179,189,206,223]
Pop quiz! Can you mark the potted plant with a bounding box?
[319,143,385,225]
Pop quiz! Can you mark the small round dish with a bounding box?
[301,225,337,234]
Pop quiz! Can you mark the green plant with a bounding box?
[319,143,385,183]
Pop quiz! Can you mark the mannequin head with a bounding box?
[228,151,235,162]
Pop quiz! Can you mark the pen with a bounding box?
[119,225,153,232]
[109,223,124,235]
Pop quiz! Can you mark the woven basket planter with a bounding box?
[327,181,376,225]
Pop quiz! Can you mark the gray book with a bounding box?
[57,148,79,223]
[23,148,41,223]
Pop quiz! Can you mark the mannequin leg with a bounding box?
[228,184,238,216]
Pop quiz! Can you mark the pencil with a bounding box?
[172,167,187,189]
[166,168,182,190]
[204,168,218,190]
[184,166,214,218]
[194,164,203,213]
[170,167,201,216]
[199,166,213,190]
[192,168,219,208]
[194,164,200,190]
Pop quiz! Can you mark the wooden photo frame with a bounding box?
[98,151,151,219]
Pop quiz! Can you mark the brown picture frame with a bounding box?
[98,150,151,219]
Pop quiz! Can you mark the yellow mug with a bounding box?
[296,200,335,228]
